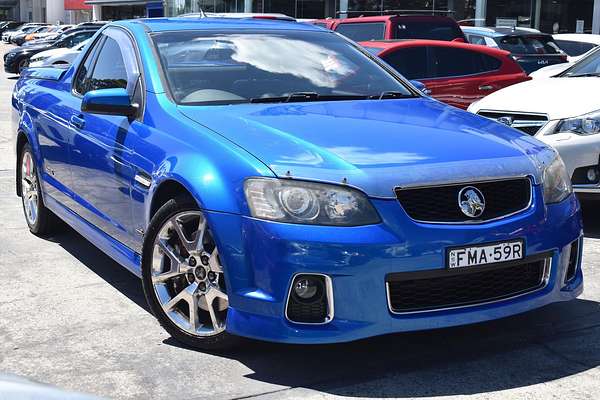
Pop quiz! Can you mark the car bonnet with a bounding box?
[179,98,552,198]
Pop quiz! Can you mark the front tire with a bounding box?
[17,58,28,74]
[141,196,240,350]
[19,143,56,235]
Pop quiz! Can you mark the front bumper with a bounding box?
[205,188,583,344]
[3,56,18,74]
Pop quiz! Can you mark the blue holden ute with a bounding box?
[12,17,583,350]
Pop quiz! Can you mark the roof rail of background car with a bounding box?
[335,9,453,16]
[178,12,296,21]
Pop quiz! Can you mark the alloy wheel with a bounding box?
[21,151,39,226]
[151,211,228,337]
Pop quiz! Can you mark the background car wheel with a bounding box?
[19,143,57,235]
[17,58,29,74]
[141,196,241,351]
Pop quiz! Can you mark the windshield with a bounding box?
[561,48,600,77]
[495,35,562,55]
[152,30,413,105]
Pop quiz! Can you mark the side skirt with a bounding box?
[44,194,142,277]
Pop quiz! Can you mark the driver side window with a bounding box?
[73,28,139,96]
[88,36,128,92]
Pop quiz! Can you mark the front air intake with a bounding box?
[565,239,580,283]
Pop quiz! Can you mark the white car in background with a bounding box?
[469,49,600,199]
[531,34,600,78]
[29,39,89,68]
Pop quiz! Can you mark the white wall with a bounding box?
[46,0,65,24]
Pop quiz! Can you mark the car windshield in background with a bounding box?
[152,30,413,105]
[555,39,597,57]
[495,35,562,55]
[395,21,463,41]
[561,48,600,77]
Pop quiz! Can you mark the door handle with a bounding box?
[70,114,85,129]
[478,85,494,91]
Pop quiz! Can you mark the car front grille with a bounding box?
[395,178,532,223]
[386,257,550,313]
[477,111,548,136]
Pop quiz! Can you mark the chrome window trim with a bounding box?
[284,273,334,325]
[394,176,534,225]
[386,256,552,315]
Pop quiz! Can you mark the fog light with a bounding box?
[587,168,598,183]
[294,278,319,300]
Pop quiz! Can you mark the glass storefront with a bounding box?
[163,0,598,35]
[102,5,147,19]
[164,0,244,14]
[484,0,594,33]
[539,0,594,33]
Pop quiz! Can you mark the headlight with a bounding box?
[244,178,380,226]
[554,110,600,135]
[542,154,572,204]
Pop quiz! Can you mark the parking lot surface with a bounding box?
[0,42,599,400]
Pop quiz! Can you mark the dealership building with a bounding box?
[161,0,600,34]
[2,0,599,35]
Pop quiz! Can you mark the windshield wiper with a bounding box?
[250,92,369,103]
[565,72,600,78]
[369,91,416,100]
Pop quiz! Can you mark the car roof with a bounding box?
[333,15,457,24]
[115,17,322,33]
[553,33,600,45]
[360,39,510,56]
[461,26,547,37]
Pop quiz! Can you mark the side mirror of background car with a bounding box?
[409,80,432,96]
[81,88,138,117]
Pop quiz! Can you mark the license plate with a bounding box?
[447,240,524,269]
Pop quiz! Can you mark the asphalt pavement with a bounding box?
[0,42,599,400]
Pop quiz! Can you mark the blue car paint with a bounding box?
[12,17,583,344]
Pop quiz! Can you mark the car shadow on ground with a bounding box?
[45,202,600,398]
[47,226,148,312]
[163,297,600,397]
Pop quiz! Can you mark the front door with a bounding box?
[65,28,143,249]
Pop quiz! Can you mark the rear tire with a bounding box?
[19,143,57,236]
[141,196,241,351]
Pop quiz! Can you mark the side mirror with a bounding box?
[81,88,138,117]
[409,80,432,96]
[452,37,466,43]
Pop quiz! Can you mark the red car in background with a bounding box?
[360,40,530,109]
[311,15,466,42]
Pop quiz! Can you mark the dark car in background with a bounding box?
[310,15,467,43]
[22,22,105,48]
[4,29,97,74]
[361,39,529,109]
[462,26,568,74]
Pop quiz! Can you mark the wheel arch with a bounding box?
[15,130,31,197]
[148,179,196,222]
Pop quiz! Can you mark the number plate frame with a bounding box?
[446,239,525,269]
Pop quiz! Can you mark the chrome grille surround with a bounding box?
[477,110,549,136]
